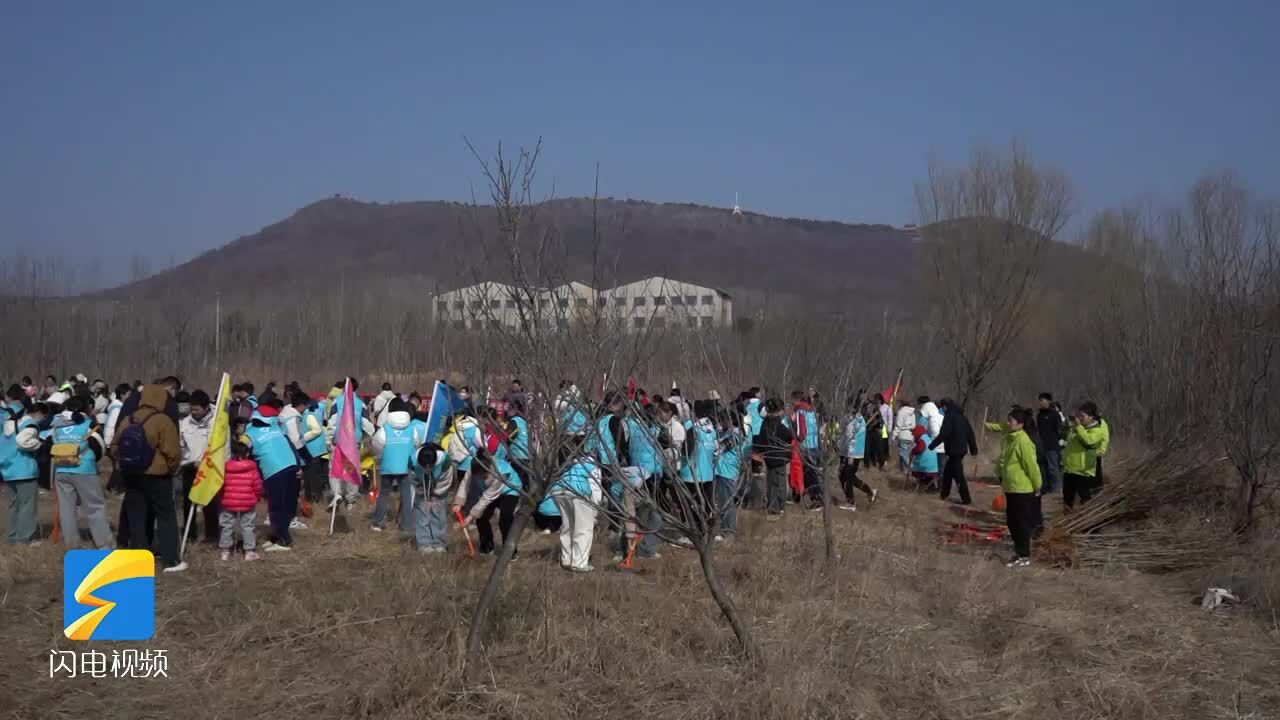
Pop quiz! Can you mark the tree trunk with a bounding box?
[696,544,758,661]
[465,501,531,658]
[821,459,836,565]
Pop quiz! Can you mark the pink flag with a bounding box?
[329,378,361,487]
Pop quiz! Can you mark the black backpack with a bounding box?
[116,411,158,473]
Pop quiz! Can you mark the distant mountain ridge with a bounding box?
[111,196,919,302]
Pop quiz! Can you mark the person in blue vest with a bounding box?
[461,408,523,557]
[790,391,824,509]
[411,443,452,552]
[714,409,750,539]
[555,380,589,436]
[446,408,486,516]
[677,409,718,544]
[371,398,424,533]
[549,435,603,572]
[506,397,532,486]
[910,414,940,490]
[50,397,114,548]
[837,399,879,511]
[1,397,45,544]
[245,400,300,551]
[619,404,664,560]
[298,392,329,507]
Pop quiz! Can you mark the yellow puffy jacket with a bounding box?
[1062,421,1106,477]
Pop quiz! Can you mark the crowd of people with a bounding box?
[0,373,1111,572]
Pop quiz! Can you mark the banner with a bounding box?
[424,380,467,445]
[329,378,361,487]
[188,373,231,507]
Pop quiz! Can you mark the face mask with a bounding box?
[178,403,191,416]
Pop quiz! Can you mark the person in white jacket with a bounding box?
[178,390,219,543]
[370,384,396,429]
[2,401,47,544]
[917,398,945,454]
[893,398,917,473]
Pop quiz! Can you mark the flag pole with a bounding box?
[180,372,230,560]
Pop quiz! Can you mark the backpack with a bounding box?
[51,440,82,467]
[116,412,158,473]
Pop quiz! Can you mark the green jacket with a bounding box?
[1062,421,1106,477]
[994,428,1041,494]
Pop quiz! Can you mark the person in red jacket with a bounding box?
[220,441,264,561]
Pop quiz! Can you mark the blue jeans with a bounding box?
[264,467,299,547]
[715,475,740,534]
[1041,449,1061,494]
[372,473,413,531]
[414,494,448,549]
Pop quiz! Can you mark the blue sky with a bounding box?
[2,1,1277,283]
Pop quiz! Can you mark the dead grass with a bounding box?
[2,464,1278,720]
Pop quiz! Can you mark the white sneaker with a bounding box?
[673,536,693,548]
[370,525,384,533]
[566,565,594,573]
[540,529,552,535]
[290,519,308,530]
[163,561,189,573]
[837,504,857,512]
[1006,556,1031,568]
[264,543,292,553]
[713,534,725,542]
[870,489,879,504]
[243,551,260,561]
[220,550,231,561]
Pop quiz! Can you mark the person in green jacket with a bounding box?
[993,407,1041,568]
[1061,401,1107,510]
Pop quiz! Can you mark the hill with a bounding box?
[109,197,917,301]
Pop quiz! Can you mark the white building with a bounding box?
[434,276,732,332]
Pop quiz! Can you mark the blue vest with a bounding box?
[0,416,39,481]
[845,416,867,459]
[593,415,622,466]
[798,409,820,450]
[685,421,717,483]
[246,416,297,479]
[555,457,598,496]
[508,416,530,460]
[52,418,98,475]
[304,404,328,458]
[625,417,661,477]
[379,424,416,475]
[714,430,748,479]
[559,402,588,434]
[912,418,939,474]
[492,443,521,496]
[747,399,764,438]
[454,421,482,472]
[537,494,561,516]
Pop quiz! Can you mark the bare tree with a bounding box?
[915,142,1074,406]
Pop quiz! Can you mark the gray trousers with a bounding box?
[4,479,39,544]
[219,510,256,551]
[414,494,448,549]
[55,472,115,549]
[372,474,414,531]
[765,464,789,513]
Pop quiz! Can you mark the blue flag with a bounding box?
[424,381,467,445]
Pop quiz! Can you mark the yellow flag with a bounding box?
[188,373,231,507]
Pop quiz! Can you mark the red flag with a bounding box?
[625,377,637,400]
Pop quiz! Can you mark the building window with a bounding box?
[670,296,682,306]
[653,317,667,329]
[452,320,465,330]
[614,297,626,307]
[538,299,549,309]
[453,300,464,310]
[575,298,587,307]
[634,317,646,329]
[700,316,712,327]
[489,299,501,309]
[489,320,502,329]
[634,297,647,307]
[470,300,483,310]
[558,299,569,309]
[505,299,516,309]
[686,317,697,328]
[701,295,713,305]
[654,296,666,306]
[685,295,696,305]
[557,318,568,330]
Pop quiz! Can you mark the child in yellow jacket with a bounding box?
[993,407,1041,568]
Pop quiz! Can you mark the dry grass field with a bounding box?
[2,460,1278,720]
